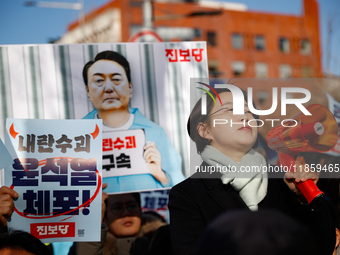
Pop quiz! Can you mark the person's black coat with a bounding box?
[168,162,335,255]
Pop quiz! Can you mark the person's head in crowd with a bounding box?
[141,210,167,226]
[196,209,318,255]
[188,86,258,160]
[0,229,52,255]
[83,51,133,121]
[147,225,173,255]
[105,193,142,238]
[140,211,167,239]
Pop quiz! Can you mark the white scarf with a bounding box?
[201,145,268,211]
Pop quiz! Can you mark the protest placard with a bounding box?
[0,42,209,193]
[102,129,149,177]
[5,118,102,242]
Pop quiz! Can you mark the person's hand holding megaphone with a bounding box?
[267,104,339,205]
[284,156,319,203]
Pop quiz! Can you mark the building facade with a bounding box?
[58,0,322,78]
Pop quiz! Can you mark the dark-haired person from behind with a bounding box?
[197,209,318,255]
[0,229,52,255]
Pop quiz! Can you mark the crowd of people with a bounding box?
[1,51,340,255]
[1,181,340,255]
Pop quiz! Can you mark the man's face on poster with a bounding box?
[86,60,133,112]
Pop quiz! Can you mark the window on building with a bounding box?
[301,39,311,55]
[279,64,292,78]
[255,62,268,78]
[232,61,246,77]
[254,35,265,50]
[302,66,313,78]
[209,60,219,77]
[279,38,290,53]
[130,1,142,6]
[194,29,202,38]
[207,31,217,46]
[209,66,218,77]
[231,33,244,49]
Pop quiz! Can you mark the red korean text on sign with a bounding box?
[103,138,113,151]
[191,48,203,62]
[179,49,190,62]
[30,222,75,239]
[165,49,178,62]
[125,136,136,149]
[113,138,125,150]
[165,48,204,62]
[103,137,136,151]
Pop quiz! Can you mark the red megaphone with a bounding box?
[266,104,339,206]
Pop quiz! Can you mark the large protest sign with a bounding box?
[0,42,209,193]
[5,119,102,242]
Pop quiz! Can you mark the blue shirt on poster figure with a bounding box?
[52,50,185,255]
[81,50,184,193]
[84,108,184,193]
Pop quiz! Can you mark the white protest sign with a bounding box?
[0,42,209,193]
[5,119,102,242]
[102,129,149,177]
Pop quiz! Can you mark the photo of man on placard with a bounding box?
[83,50,184,193]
